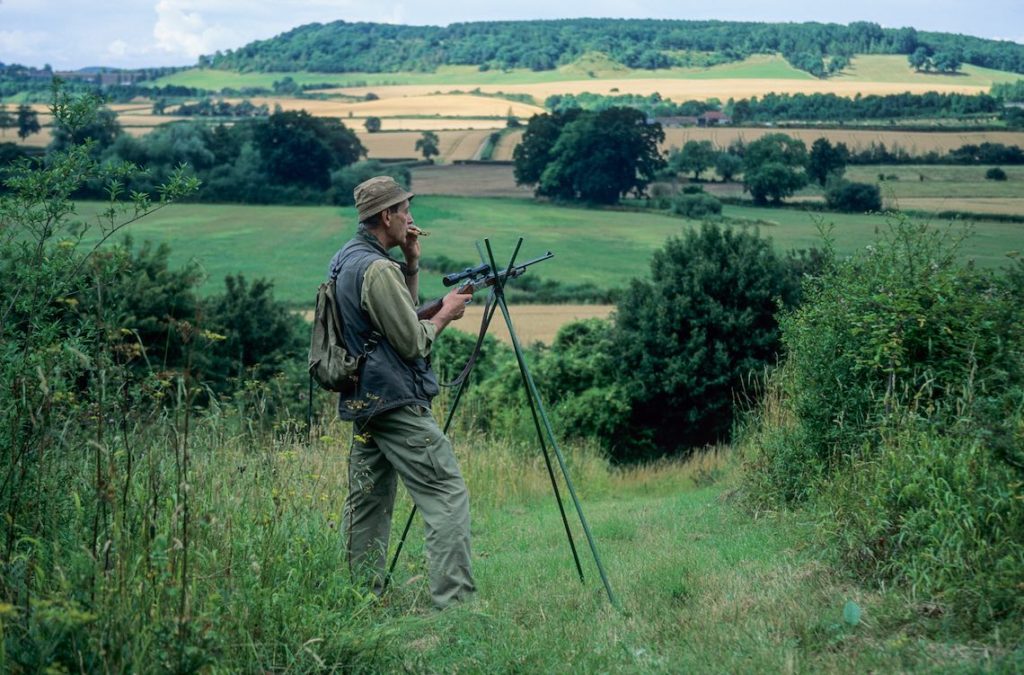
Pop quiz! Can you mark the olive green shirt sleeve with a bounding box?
[361,258,437,361]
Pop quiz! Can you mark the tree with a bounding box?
[670,140,717,180]
[611,222,805,459]
[364,116,381,133]
[807,138,850,186]
[529,107,665,204]
[513,109,582,186]
[908,46,931,71]
[825,179,882,212]
[932,49,964,73]
[714,152,742,181]
[415,131,440,161]
[251,110,364,190]
[0,106,15,138]
[49,105,122,155]
[742,133,808,204]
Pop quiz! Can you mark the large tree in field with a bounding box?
[807,137,849,186]
[670,140,717,181]
[521,107,664,204]
[742,133,808,204]
[16,105,41,140]
[415,131,440,161]
[512,109,582,186]
[251,110,364,189]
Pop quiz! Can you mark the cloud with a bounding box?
[0,29,52,62]
[153,0,242,59]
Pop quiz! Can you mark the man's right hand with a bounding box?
[429,287,473,333]
[440,287,473,321]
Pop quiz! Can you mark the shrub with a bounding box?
[985,166,1008,181]
[612,222,805,460]
[825,179,882,213]
[743,216,1024,633]
[670,192,722,218]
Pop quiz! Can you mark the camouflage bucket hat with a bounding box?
[354,176,414,223]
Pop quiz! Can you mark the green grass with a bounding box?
[843,164,1024,199]
[74,196,1024,305]
[156,53,1024,92]
[837,54,1021,86]
[151,55,819,91]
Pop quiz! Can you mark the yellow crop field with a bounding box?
[453,304,614,345]
[374,118,506,131]
[236,94,545,119]
[357,129,495,161]
[116,114,193,127]
[661,128,1024,154]
[492,130,525,161]
[324,78,991,107]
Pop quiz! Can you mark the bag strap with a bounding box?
[441,292,495,389]
[330,261,382,358]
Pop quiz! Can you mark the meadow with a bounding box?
[75,195,1024,308]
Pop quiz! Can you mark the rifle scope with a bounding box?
[442,262,490,287]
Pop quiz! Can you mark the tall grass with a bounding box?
[741,214,1024,639]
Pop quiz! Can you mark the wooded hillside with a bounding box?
[204,19,1024,76]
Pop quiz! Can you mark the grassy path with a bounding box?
[375,469,999,673]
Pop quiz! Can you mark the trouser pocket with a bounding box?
[405,431,460,482]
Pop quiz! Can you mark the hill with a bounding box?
[204,18,1024,77]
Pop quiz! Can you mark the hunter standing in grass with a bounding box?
[328,176,476,609]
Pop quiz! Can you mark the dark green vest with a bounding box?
[328,233,439,421]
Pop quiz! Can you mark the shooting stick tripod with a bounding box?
[383,238,619,608]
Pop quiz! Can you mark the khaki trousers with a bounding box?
[343,405,476,609]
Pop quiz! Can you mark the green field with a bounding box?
[842,164,1024,199]
[154,54,1019,92]
[75,196,1024,306]
[836,54,1021,86]
[153,55,815,90]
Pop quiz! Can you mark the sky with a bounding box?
[1,0,1022,71]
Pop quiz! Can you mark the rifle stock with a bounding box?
[416,297,444,321]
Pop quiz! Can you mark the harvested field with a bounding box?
[236,94,545,119]
[492,130,525,161]
[410,164,531,198]
[452,304,614,345]
[374,118,506,131]
[662,128,1024,154]
[358,129,494,161]
[324,78,992,106]
[117,114,195,127]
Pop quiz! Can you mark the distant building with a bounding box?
[654,116,700,127]
[652,112,733,128]
[100,72,138,87]
[697,111,731,127]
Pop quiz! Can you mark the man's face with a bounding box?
[383,200,413,243]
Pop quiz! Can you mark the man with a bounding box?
[328,175,475,610]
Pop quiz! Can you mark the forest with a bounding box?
[203,18,1024,76]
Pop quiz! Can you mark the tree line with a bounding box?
[203,19,1024,77]
[512,108,1023,213]
[548,89,1015,124]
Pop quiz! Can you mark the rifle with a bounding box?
[416,251,554,320]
